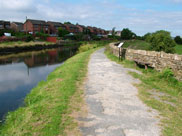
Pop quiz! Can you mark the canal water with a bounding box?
[0,47,76,121]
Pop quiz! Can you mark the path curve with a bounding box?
[79,48,161,136]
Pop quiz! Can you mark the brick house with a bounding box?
[10,22,23,32]
[47,21,66,35]
[76,24,85,33]
[93,27,100,35]
[0,20,11,30]
[23,19,50,34]
[87,26,94,34]
[64,24,79,34]
[100,29,106,35]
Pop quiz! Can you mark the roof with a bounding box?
[64,23,78,28]
[76,24,86,28]
[26,19,47,25]
[12,22,23,26]
[47,21,63,27]
[0,20,10,24]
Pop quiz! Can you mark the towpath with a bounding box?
[78,48,161,136]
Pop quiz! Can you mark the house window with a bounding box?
[0,24,3,28]
[33,24,39,28]
[5,25,10,28]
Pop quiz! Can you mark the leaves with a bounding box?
[146,30,175,53]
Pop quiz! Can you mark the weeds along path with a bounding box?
[79,48,161,136]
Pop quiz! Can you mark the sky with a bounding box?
[0,0,182,36]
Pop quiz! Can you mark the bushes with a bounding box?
[120,28,136,40]
[174,36,182,45]
[78,41,110,53]
[35,32,49,40]
[145,30,176,53]
[78,44,97,53]
[58,27,69,38]
[0,29,15,37]
[159,68,174,79]
[25,35,34,42]
[158,68,180,86]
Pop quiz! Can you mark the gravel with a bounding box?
[79,48,161,136]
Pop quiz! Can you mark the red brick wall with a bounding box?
[47,37,57,43]
[23,21,33,33]
[24,21,50,34]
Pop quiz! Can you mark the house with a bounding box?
[47,21,66,35]
[10,22,23,32]
[76,24,85,33]
[87,26,94,34]
[107,30,112,35]
[116,31,121,36]
[64,24,79,34]
[93,27,100,35]
[100,29,107,35]
[23,19,50,34]
[0,20,11,30]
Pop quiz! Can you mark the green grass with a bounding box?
[175,44,182,55]
[123,40,182,55]
[0,42,105,135]
[105,46,182,136]
[122,40,151,50]
[78,41,110,53]
[0,41,54,48]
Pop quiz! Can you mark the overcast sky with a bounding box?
[0,0,181,36]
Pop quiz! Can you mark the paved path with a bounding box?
[79,48,161,136]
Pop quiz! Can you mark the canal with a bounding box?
[0,47,76,122]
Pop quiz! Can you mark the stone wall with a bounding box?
[109,43,182,80]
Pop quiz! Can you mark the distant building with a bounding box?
[76,24,85,33]
[0,20,10,30]
[23,19,50,34]
[116,31,121,36]
[47,21,66,35]
[64,24,79,34]
[107,30,112,35]
[10,22,23,32]
[87,26,94,34]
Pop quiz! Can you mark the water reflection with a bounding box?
[0,47,76,121]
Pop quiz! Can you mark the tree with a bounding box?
[58,27,69,37]
[174,36,182,44]
[111,27,116,37]
[120,28,135,40]
[147,30,176,53]
[64,22,72,25]
[83,28,91,35]
[143,33,152,42]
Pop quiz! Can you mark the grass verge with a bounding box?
[122,40,151,51]
[0,41,54,48]
[123,40,182,55]
[175,44,182,55]
[105,46,182,136]
[0,42,103,135]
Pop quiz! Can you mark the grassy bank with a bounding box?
[0,41,109,135]
[175,44,182,55]
[105,46,182,136]
[123,40,182,55]
[123,40,151,51]
[0,41,54,48]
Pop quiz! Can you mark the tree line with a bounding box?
[112,28,182,53]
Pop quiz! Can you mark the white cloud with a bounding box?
[0,0,34,11]
[0,0,181,36]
